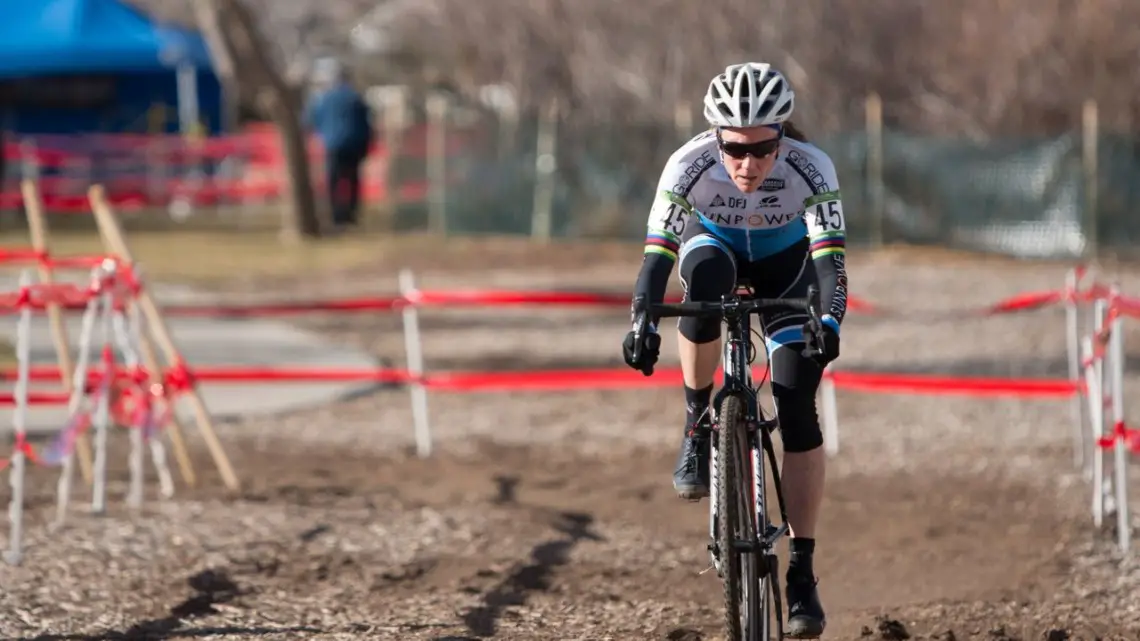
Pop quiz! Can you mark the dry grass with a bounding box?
[0,227,653,286]
[0,338,15,367]
[0,229,419,285]
[0,221,1107,291]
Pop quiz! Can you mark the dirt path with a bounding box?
[0,242,1137,640]
[0,431,1094,641]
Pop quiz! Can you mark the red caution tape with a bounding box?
[1114,295,1140,320]
[0,364,1086,400]
[0,279,1107,319]
[0,433,39,471]
[408,289,675,307]
[984,290,1063,314]
[425,367,685,392]
[0,246,115,270]
[162,362,196,394]
[0,390,72,405]
[162,296,406,317]
[415,367,1081,398]
[1096,421,1140,453]
[846,296,877,313]
[826,371,1079,398]
[184,366,411,384]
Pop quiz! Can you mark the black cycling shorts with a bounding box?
[675,218,825,452]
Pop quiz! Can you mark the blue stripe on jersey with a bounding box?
[696,213,808,261]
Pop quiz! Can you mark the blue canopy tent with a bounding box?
[0,0,225,135]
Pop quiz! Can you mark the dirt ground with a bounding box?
[1,238,1139,641]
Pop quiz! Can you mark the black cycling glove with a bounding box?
[622,295,661,376]
[802,315,840,366]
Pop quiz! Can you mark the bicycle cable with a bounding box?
[750,325,772,389]
[748,325,762,365]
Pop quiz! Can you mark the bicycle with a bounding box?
[631,282,828,641]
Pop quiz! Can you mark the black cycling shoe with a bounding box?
[672,420,710,500]
[786,575,827,638]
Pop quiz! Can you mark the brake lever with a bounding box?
[630,295,647,367]
[801,285,827,359]
[632,316,656,376]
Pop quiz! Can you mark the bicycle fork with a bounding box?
[708,326,762,574]
[709,420,777,572]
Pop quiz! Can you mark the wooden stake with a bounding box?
[20,179,95,485]
[88,186,239,490]
[85,188,198,488]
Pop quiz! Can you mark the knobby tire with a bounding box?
[720,393,781,641]
[718,394,745,641]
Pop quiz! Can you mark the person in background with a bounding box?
[304,58,374,229]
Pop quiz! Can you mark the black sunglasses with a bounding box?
[716,128,783,159]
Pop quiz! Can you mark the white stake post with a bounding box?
[118,303,147,510]
[398,269,432,458]
[1108,288,1131,553]
[1065,268,1086,469]
[5,271,33,565]
[1081,336,1103,526]
[820,369,839,457]
[125,264,175,499]
[111,270,175,502]
[91,267,115,515]
[54,272,104,528]
[1090,298,1108,526]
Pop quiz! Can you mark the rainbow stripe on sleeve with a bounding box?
[645,230,681,261]
[809,231,845,260]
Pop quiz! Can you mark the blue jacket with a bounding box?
[304,83,372,156]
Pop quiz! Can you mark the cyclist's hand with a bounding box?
[802,315,840,366]
[623,328,660,375]
[623,296,661,376]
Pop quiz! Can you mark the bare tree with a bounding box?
[365,0,1140,135]
[192,0,322,241]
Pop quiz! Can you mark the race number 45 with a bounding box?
[814,201,843,231]
[806,191,844,234]
[650,195,689,237]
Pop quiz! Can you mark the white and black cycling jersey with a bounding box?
[636,128,848,326]
[643,130,845,265]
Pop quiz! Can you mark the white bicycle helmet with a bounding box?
[703,62,795,128]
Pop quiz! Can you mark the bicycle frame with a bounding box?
[636,284,824,640]
[707,289,790,572]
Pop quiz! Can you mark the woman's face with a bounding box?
[717,126,782,193]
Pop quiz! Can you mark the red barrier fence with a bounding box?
[3,286,1099,319]
[0,248,1135,551]
[0,247,1134,398]
[0,123,473,212]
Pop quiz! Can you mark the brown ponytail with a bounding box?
[782,120,808,142]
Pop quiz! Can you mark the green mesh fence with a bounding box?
[389,107,1140,259]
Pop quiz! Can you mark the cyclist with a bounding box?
[621,62,847,638]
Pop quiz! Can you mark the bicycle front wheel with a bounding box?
[716,394,768,640]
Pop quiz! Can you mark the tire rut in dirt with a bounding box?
[0,427,1119,639]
